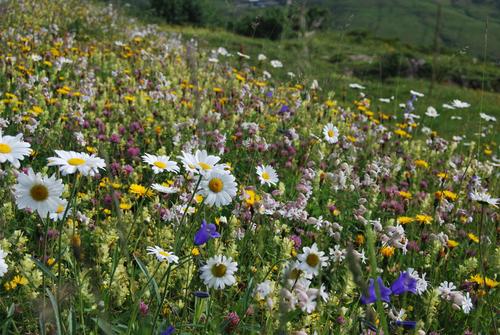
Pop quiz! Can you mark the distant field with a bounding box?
[160,25,500,142]
[305,0,500,60]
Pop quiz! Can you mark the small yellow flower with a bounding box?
[355,234,365,245]
[414,159,429,169]
[436,172,449,179]
[467,233,479,243]
[485,277,499,288]
[415,214,433,224]
[397,216,414,225]
[129,184,153,197]
[380,246,395,257]
[191,248,200,256]
[399,191,412,199]
[447,240,459,248]
[119,202,132,210]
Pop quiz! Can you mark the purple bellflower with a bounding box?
[360,277,392,304]
[390,271,418,295]
[194,220,220,246]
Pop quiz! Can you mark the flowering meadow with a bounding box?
[0,1,499,334]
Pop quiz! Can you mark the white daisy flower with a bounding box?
[297,243,328,276]
[425,106,439,118]
[442,103,456,109]
[0,248,8,278]
[217,47,229,56]
[258,53,267,61]
[146,245,179,264]
[479,113,496,122]
[178,150,221,174]
[200,255,238,290]
[410,90,424,97]
[270,60,283,68]
[151,183,179,194]
[0,131,32,168]
[199,170,237,207]
[323,123,339,144]
[470,190,498,208]
[256,165,278,186]
[13,169,64,217]
[142,153,179,174]
[349,83,365,89]
[451,99,470,108]
[49,198,70,221]
[47,150,104,176]
[86,154,106,176]
[237,51,250,59]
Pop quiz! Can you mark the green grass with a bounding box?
[310,0,500,60]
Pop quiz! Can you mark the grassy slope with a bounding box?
[153,24,499,143]
[58,1,500,143]
[314,0,500,60]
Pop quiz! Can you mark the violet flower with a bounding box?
[194,220,220,246]
[390,271,418,295]
[361,277,392,304]
[160,325,175,335]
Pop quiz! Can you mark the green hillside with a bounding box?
[319,0,500,59]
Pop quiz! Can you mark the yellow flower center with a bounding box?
[211,263,227,277]
[30,184,49,201]
[0,143,12,154]
[327,130,334,137]
[153,161,167,169]
[208,178,224,193]
[198,162,212,171]
[306,253,320,267]
[262,172,270,180]
[67,158,85,166]
[56,205,64,214]
[159,251,171,258]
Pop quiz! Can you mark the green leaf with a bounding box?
[134,255,161,305]
[45,288,62,335]
[93,317,114,335]
[33,257,57,281]
[1,303,15,335]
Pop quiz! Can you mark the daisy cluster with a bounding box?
[0,0,498,334]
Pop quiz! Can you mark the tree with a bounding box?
[150,0,204,25]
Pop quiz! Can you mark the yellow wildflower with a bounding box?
[129,184,153,197]
[415,214,433,224]
[397,216,414,225]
